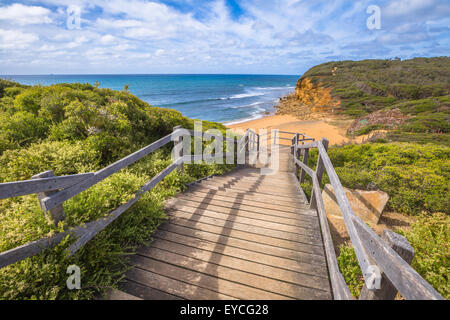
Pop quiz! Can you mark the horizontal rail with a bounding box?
[67,158,182,255]
[41,133,173,212]
[0,158,183,268]
[296,141,319,149]
[351,216,444,300]
[317,141,374,285]
[0,173,94,200]
[312,174,353,300]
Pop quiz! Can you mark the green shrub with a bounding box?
[0,140,101,182]
[337,245,364,298]
[398,213,449,299]
[325,143,450,215]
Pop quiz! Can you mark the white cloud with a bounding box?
[0,29,39,49]
[0,3,52,25]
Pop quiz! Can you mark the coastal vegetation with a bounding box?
[0,80,234,299]
[291,58,449,299]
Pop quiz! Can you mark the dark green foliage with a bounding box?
[325,143,450,215]
[0,81,235,299]
[337,245,364,298]
[398,213,449,299]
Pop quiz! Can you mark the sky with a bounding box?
[0,0,449,75]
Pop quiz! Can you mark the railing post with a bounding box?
[300,147,309,183]
[359,229,415,300]
[32,170,65,226]
[257,134,260,155]
[309,138,329,209]
[173,125,184,172]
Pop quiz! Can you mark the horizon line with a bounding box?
[1,73,300,77]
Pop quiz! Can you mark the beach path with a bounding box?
[107,145,332,300]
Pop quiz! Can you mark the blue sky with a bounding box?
[0,0,449,75]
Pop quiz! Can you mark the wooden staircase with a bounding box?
[109,145,332,300]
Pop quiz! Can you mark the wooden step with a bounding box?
[130,255,289,300]
[167,210,322,243]
[165,203,320,233]
[197,181,304,201]
[206,176,300,192]
[101,289,143,300]
[177,188,312,214]
[150,230,327,271]
[126,267,236,300]
[167,197,318,225]
[158,222,324,256]
[187,184,306,206]
[136,245,330,299]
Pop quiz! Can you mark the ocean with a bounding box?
[2,74,298,124]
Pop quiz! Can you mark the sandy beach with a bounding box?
[226,114,366,146]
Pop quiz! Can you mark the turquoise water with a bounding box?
[2,74,298,124]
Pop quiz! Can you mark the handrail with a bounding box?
[290,135,444,300]
[0,128,239,269]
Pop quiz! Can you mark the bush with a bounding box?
[325,143,450,215]
[398,213,449,299]
[337,245,364,298]
[0,80,237,299]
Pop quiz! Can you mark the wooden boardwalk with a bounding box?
[111,145,332,300]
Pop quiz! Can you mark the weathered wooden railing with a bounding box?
[290,134,444,300]
[0,127,246,269]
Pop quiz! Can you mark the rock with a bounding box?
[322,184,389,224]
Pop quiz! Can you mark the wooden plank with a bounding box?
[137,246,330,299]
[0,231,70,269]
[126,267,236,300]
[310,139,329,210]
[294,158,314,178]
[42,133,173,211]
[119,280,183,300]
[311,175,353,300]
[317,141,374,285]
[209,175,299,189]
[33,171,65,225]
[174,191,312,216]
[360,229,414,300]
[130,255,289,300]
[167,210,322,243]
[198,180,300,197]
[198,181,303,200]
[297,141,318,149]
[166,204,320,233]
[160,221,323,258]
[352,216,444,300]
[300,148,309,183]
[103,289,143,300]
[0,172,94,200]
[151,231,327,273]
[158,222,325,258]
[168,197,318,224]
[183,186,309,211]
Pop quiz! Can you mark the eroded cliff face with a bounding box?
[275,77,340,117]
[295,78,340,112]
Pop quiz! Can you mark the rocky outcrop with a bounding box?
[346,108,409,135]
[322,183,389,224]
